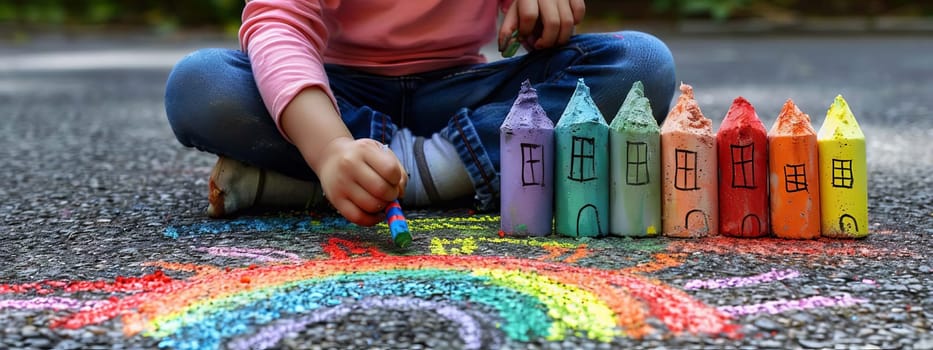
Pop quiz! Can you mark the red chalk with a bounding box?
[717,97,769,237]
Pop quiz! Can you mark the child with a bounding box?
[164,0,676,227]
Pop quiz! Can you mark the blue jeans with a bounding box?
[164,31,676,211]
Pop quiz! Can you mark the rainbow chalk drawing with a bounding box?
[609,81,661,237]
[500,80,555,236]
[227,297,499,350]
[163,217,354,239]
[768,99,821,239]
[817,95,868,238]
[555,78,610,237]
[660,83,718,238]
[717,97,769,237]
[386,200,412,247]
[27,240,738,350]
[1,219,909,349]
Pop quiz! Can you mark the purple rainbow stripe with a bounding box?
[226,297,496,350]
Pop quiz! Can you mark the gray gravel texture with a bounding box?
[0,33,931,349]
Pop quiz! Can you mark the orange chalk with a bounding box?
[660,83,718,238]
[717,97,769,237]
[768,99,821,239]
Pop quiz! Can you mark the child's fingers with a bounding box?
[556,0,575,45]
[571,0,585,24]
[516,0,540,39]
[360,140,405,201]
[363,144,404,187]
[358,167,399,203]
[535,0,561,49]
[332,196,383,227]
[499,1,519,51]
[397,170,407,200]
[346,182,390,215]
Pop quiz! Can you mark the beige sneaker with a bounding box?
[207,156,325,217]
[207,157,261,217]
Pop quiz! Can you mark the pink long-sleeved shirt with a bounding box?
[238,0,511,138]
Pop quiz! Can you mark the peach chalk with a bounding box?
[768,99,821,239]
[660,83,718,238]
[717,97,769,237]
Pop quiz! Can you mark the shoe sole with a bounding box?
[207,158,226,218]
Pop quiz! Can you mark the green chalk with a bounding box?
[503,30,521,58]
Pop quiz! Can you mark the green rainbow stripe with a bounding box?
[49,254,734,349]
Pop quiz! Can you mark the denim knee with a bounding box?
[164,48,259,148]
[579,31,677,122]
[615,31,676,121]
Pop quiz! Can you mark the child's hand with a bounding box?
[315,137,407,226]
[499,0,586,52]
[281,88,407,227]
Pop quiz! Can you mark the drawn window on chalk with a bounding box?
[521,143,544,186]
[626,142,649,185]
[784,163,808,193]
[831,159,854,188]
[730,143,756,189]
[568,136,596,182]
[674,149,698,191]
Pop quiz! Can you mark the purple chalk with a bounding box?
[499,80,555,236]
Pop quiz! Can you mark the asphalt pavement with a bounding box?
[0,31,930,350]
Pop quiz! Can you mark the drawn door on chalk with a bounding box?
[832,159,858,233]
[685,209,709,233]
[742,214,762,236]
[568,136,601,236]
[839,214,859,233]
[576,204,602,236]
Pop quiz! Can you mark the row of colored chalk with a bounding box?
[499,79,868,239]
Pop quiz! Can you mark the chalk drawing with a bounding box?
[668,236,916,258]
[684,269,801,290]
[718,294,867,317]
[195,247,303,264]
[225,297,498,350]
[165,215,500,239]
[0,297,106,310]
[0,238,739,349]
[0,214,903,349]
[164,217,354,238]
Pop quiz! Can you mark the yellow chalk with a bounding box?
[817,95,868,238]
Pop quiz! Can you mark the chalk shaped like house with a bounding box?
[660,83,718,238]
[817,95,868,238]
[768,99,821,239]
[717,97,769,238]
[555,79,609,238]
[609,81,661,237]
[499,80,555,236]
